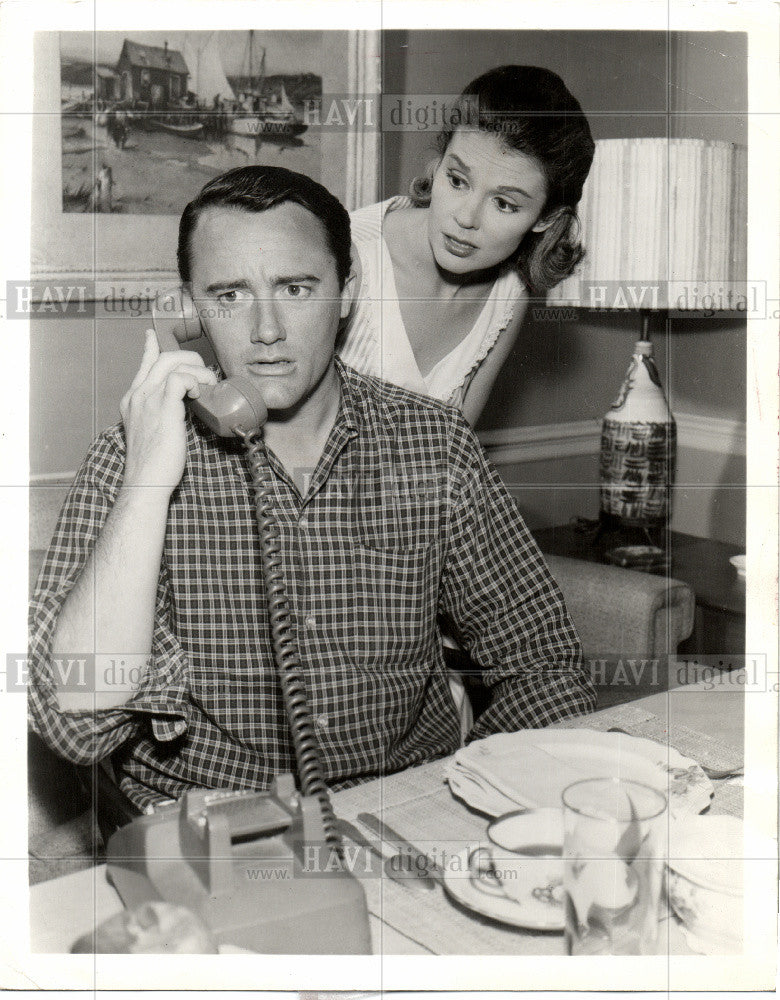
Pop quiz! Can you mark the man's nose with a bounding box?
[250,295,285,344]
[454,194,481,230]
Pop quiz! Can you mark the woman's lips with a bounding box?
[442,234,477,258]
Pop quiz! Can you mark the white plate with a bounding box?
[446,729,713,819]
[443,843,564,931]
[729,554,746,578]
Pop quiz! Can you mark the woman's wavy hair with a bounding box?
[410,65,595,294]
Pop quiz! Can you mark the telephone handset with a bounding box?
[152,287,267,437]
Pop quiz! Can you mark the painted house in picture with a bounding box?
[59,30,324,215]
[95,66,121,102]
[61,60,119,108]
[116,39,189,107]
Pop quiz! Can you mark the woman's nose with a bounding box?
[454,195,481,230]
[250,296,285,344]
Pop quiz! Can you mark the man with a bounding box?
[29,166,595,811]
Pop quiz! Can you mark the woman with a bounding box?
[341,66,595,732]
[340,65,595,426]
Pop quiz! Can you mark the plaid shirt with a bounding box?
[29,361,595,810]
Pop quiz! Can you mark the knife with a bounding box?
[357,812,445,884]
[337,819,418,891]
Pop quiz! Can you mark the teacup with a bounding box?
[468,808,563,907]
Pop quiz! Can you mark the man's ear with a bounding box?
[531,206,565,234]
[339,269,357,321]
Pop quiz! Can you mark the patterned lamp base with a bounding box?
[599,336,676,530]
[600,418,676,526]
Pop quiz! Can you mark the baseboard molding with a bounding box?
[677,412,747,457]
[478,412,746,466]
[477,419,601,465]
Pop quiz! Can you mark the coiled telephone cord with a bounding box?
[239,428,343,860]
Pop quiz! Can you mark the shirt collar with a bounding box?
[333,356,361,436]
[209,355,360,434]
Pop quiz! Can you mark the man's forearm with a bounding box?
[52,484,171,711]
[468,662,597,741]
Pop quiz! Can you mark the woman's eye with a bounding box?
[494,197,519,214]
[447,170,467,190]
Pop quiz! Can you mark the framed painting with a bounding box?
[31,29,380,282]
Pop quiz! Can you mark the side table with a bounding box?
[532,524,746,657]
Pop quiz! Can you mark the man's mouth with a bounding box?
[246,359,295,375]
[443,234,478,257]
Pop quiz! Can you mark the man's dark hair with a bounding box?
[178,165,352,289]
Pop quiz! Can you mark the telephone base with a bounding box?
[106,777,371,954]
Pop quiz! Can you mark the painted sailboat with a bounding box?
[229,31,307,139]
[182,32,236,109]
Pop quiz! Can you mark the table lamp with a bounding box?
[551,137,747,554]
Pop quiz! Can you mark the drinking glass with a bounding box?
[562,777,667,955]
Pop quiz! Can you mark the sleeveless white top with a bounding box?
[338,196,527,410]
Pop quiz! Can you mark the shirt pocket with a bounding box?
[349,538,437,666]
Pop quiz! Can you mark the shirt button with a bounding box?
[299,515,308,528]
[316,714,329,729]
[304,615,317,630]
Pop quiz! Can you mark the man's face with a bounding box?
[188,202,352,414]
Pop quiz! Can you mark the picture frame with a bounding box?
[31,29,380,283]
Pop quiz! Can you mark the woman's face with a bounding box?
[427,128,550,275]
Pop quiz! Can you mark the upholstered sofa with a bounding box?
[546,554,695,669]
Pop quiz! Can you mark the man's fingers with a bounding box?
[162,370,204,404]
[127,329,160,392]
[122,363,217,420]
[122,330,159,414]
[166,368,215,400]
[129,364,215,404]
[121,333,216,422]
[143,353,217,393]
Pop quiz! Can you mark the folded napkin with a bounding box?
[446,729,706,818]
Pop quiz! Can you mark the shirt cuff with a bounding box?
[34,649,192,743]
[120,650,190,739]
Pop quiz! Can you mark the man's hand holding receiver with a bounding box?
[121,329,217,492]
[51,330,216,711]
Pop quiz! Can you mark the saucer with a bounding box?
[443,845,564,931]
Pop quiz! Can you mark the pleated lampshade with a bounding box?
[551,137,747,311]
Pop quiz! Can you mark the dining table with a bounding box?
[29,665,749,960]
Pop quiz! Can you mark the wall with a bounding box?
[31,316,148,477]
[381,31,747,197]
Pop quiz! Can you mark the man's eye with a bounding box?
[216,290,238,304]
[283,284,311,298]
[494,197,519,213]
